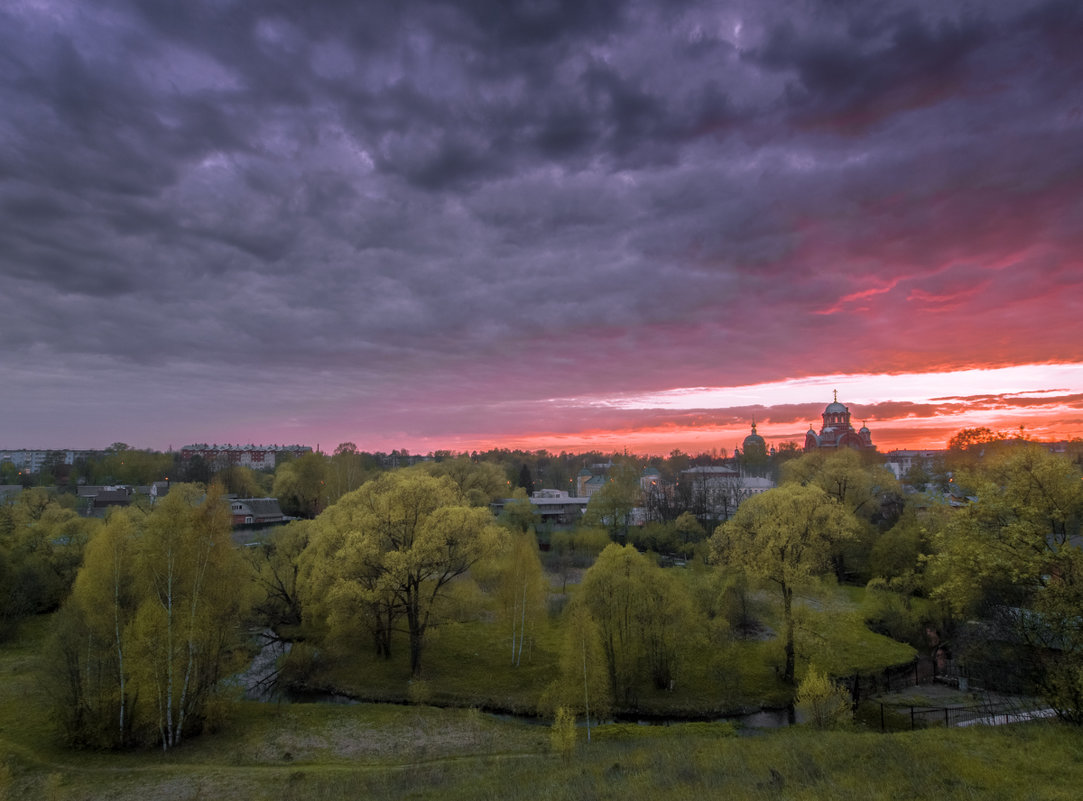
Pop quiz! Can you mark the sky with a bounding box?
[2,0,1082,457]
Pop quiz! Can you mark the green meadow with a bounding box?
[3,606,1078,801]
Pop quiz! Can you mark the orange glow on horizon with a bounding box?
[317,364,1083,457]
[419,413,1083,457]
[403,394,1083,456]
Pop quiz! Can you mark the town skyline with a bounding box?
[2,2,1080,458]
[4,370,1081,459]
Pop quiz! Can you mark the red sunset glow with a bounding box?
[297,365,1083,457]
[1,2,1080,458]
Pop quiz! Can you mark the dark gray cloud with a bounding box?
[1,0,1080,450]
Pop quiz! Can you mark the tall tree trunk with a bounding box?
[782,582,795,684]
[164,552,175,750]
[582,629,592,744]
[516,580,527,666]
[176,536,212,748]
[407,592,424,678]
[409,630,423,678]
[510,577,520,665]
[112,559,126,745]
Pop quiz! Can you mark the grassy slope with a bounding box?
[303,575,915,717]
[1,617,1079,801]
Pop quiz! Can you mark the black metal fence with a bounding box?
[845,657,1055,732]
[843,657,936,704]
[863,696,1054,732]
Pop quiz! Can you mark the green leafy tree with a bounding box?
[46,510,139,746]
[546,604,611,742]
[326,442,372,505]
[663,449,691,481]
[245,520,310,631]
[629,520,679,555]
[782,449,900,581]
[0,493,97,637]
[674,511,706,548]
[549,526,610,592]
[91,448,172,485]
[636,564,695,690]
[13,487,50,520]
[932,446,1082,614]
[773,441,801,461]
[517,463,535,495]
[301,470,506,677]
[902,461,932,491]
[178,454,212,485]
[947,427,1007,452]
[499,487,541,534]
[796,666,852,729]
[931,445,1083,721]
[130,484,253,749]
[0,461,18,484]
[497,531,548,667]
[580,544,644,703]
[580,544,695,702]
[701,567,764,637]
[214,465,271,498]
[782,449,898,520]
[867,509,940,585]
[711,484,859,683]
[583,464,641,539]
[273,451,329,518]
[46,486,252,749]
[550,707,577,760]
[421,457,507,507]
[474,517,549,667]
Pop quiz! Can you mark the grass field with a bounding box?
[3,606,1076,801]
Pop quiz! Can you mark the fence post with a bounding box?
[880,703,885,732]
[910,706,915,730]
[944,707,949,727]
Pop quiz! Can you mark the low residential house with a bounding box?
[149,481,171,503]
[90,486,133,515]
[640,467,662,491]
[679,466,775,522]
[229,497,287,527]
[491,489,590,527]
[885,449,945,484]
[575,469,608,498]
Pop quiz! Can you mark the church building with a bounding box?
[804,392,875,452]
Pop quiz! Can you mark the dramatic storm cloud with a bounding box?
[2,0,1081,453]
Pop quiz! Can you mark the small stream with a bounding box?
[488,706,803,732]
[238,631,292,702]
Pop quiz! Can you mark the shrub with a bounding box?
[796,667,852,730]
[550,706,576,761]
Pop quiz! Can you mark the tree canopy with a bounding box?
[301,469,506,677]
[931,445,1083,721]
[579,543,695,703]
[583,464,641,539]
[273,451,329,518]
[711,484,859,683]
[46,485,252,749]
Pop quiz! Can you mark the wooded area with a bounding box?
[2,436,1082,752]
